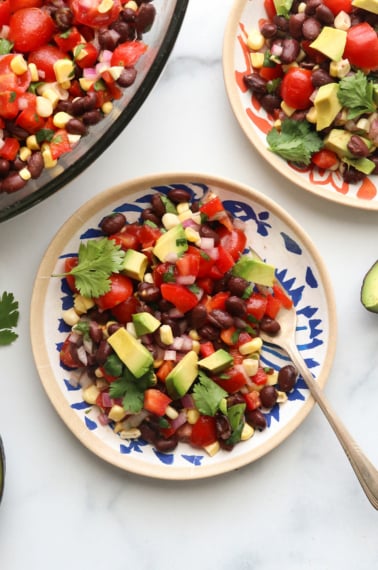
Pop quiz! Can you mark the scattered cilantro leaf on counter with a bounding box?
[192,371,228,416]
[0,291,19,346]
[267,119,323,165]
[338,71,376,120]
[53,238,125,298]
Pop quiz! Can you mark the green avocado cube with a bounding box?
[166,350,198,399]
[232,256,275,287]
[132,312,161,337]
[122,249,148,281]
[310,27,347,62]
[107,328,153,378]
[198,349,233,374]
[153,224,187,262]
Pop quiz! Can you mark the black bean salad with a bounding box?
[0,0,156,194]
[58,188,299,456]
[242,0,378,183]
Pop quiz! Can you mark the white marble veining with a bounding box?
[0,1,378,568]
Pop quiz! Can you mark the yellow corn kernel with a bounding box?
[79,77,94,91]
[250,52,265,69]
[239,337,263,356]
[187,409,200,424]
[297,1,307,12]
[19,146,32,162]
[54,59,75,84]
[191,339,200,354]
[119,428,141,439]
[19,167,31,181]
[11,54,27,75]
[329,59,351,78]
[36,96,53,118]
[62,307,80,326]
[243,357,259,377]
[26,135,40,150]
[53,111,72,128]
[153,358,164,369]
[203,441,220,457]
[273,119,282,130]
[74,294,95,314]
[160,324,174,345]
[94,367,104,379]
[102,101,113,114]
[42,144,57,168]
[109,66,123,80]
[266,369,279,386]
[281,101,296,117]
[188,329,200,341]
[241,423,255,441]
[276,390,288,404]
[108,404,127,422]
[165,405,179,420]
[185,226,200,244]
[67,134,81,146]
[176,202,190,215]
[28,62,39,82]
[178,209,196,223]
[162,212,180,229]
[42,87,61,108]
[124,0,138,10]
[82,384,100,405]
[306,106,317,124]
[98,0,114,13]
[247,29,265,51]
[143,272,154,284]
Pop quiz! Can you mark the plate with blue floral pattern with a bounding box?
[31,173,337,479]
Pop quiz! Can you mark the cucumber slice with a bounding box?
[361,260,378,313]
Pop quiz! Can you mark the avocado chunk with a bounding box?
[324,129,374,159]
[232,256,275,287]
[352,0,378,13]
[361,260,378,313]
[122,249,148,281]
[343,156,376,175]
[198,349,234,374]
[310,27,347,61]
[166,350,198,399]
[132,312,161,337]
[314,83,342,131]
[153,224,188,262]
[107,327,153,378]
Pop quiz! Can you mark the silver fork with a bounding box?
[254,252,378,509]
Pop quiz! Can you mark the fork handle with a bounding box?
[287,343,378,510]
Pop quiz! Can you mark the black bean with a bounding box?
[82,92,98,112]
[347,135,370,157]
[98,29,119,51]
[302,17,321,40]
[0,158,10,177]
[89,321,103,344]
[71,98,86,116]
[54,6,73,30]
[311,68,333,87]
[100,212,126,235]
[260,385,278,408]
[260,22,278,38]
[27,152,44,179]
[227,393,245,407]
[199,224,220,244]
[260,316,280,336]
[82,110,103,125]
[167,188,191,203]
[288,13,305,39]
[154,435,178,453]
[281,38,300,64]
[215,414,232,440]
[227,276,249,297]
[110,20,133,43]
[305,0,322,15]
[56,100,74,114]
[208,309,234,329]
[189,304,208,329]
[225,296,247,318]
[140,207,160,226]
[117,67,137,87]
[138,283,161,304]
[150,193,166,217]
[273,14,289,33]
[135,2,156,33]
[95,340,113,365]
[243,73,268,95]
[315,4,334,25]
[198,324,219,341]
[260,94,282,115]
[342,165,365,184]
[278,364,297,392]
[66,118,88,136]
[245,409,267,431]
[2,172,26,193]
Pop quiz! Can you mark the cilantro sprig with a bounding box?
[0,291,19,346]
[192,371,228,416]
[267,119,323,165]
[53,238,125,298]
[338,71,376,120]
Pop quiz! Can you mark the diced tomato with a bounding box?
[197,251,216,278]
[28,45,69,82]
[160,283,199,313]
[0,54,31,92]
[110,227,139,251]
[343,23,378,71]
[246,292,268,321]
[207,291,230,311]
[49,129,71,160]
[111,295,139,324]
[74,42,99,68]
[156,360,175,382]
[264,294,282,319]
[9,0,42,11]
[264,0,276,20]
[251,367,268,386]
[218,227,247,261]
[0,91,19,119]
[190,415,217,447]
[111,40,147,67]
[0,137,19,160]
[98,367,118,383]
[214,367,247,393]
[60,336,81,368]
[323,0,352,14]
[143,389,172,417]
[8,7,55,53]
[138,224,161,249]
[214,245,234,274]
[95,274,133,310]
[54,26,82,52]
[200,195,225,218]
[196,277,214,295]
[311,149,339,170]
[220,326,238,346]
[176,251,200,277]
[16,93,45,133]
[70,0,121,27]
[280,67,314,110]
[272,283,293,309]
[259,64,283,81]
[64,257,78,292]
[0,0,10,25]
[236,330,253,347]
[244,390,261,411]
[199,341,215,357]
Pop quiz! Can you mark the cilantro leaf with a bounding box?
[54,238,125,298]
[338,71,376,120]
[109,366,155,414]
[273,0,294,17]
[0,292,19,346]
[267,119,323,165]
[192,371,228,416]
[225,403,246,446]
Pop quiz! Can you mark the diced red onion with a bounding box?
[182,218,200,230]
[181,393,195,409]
[167,308,184,319]
[170,411,187,432]
[101,391,112,408]
[165,252,178,263]
[98,413,110,426]
[200,237,214,250]
[171,337,184,350]
[164,349,176,361]
[83,67,99,81]
[79,372,93,389]
[99,49,114,64]
[180,335,193,351]
[68,331,81,345]
[176,274,196,285]
[76,345,88,366]
[234,363,252,386]
[271,43,283,57]
[83,337,94,354]
[206,247,219,260]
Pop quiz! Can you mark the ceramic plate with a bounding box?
[31,173,337,480]
[223,0,378,210]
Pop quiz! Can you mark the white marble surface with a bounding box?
[1,1,378,568]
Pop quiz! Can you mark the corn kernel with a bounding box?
[281,101,296,117]
[143,272,154,283]
[203,441,220,457]
[306,106,317,124]
[26,135,40,150]
[273,119,282,130]
[162,212,180,229]
[188,329,200,341]
[160,324,174,345]
[28,62,39,81]
[36,96,53,118]
[109,66,124,80]
[187,409,200,424]
[126,322,137,337]
[94,367,104,378]
[124,0,138,10]
[82,384,100,405]
[96,378,108,391]
[329,59,351,78]
[247,29,265,51]
[185,226,200,243]
[19,146,31,161]
[250,52,265,69]
[243,358,259,377]
[108,404,127,422]
[191,339,200,354]
[239,337,263,356]
[54,59,75,84]
[165,405,179,420]
[176,202,190,215]
[53,111,72,128]
[42,145,57,168]
[276,390,288,404]
[19,167,31,181]
[178,209,196,223]
[119,428,141,439]
[79,77,94,91]
[62,307,80,326]
[98,0,114,13]
[74,294,95,314]
[267,370,279,385]
[11,54,27,75]
[153,359,164,369]
[67,134,81,146]
[241,423,255,441]
[102,101,113,114]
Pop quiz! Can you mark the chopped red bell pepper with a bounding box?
[160,283,199,313]
[143,389,172,417]
[190,415,217,447]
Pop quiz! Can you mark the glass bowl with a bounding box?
[0,0,188,223]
